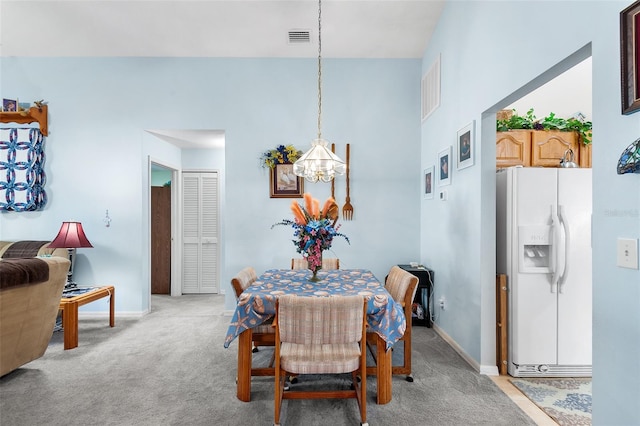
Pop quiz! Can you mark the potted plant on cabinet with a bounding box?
[496,108,592,168]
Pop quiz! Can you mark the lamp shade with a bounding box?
[293,139,346,183]
[48,221,93,248]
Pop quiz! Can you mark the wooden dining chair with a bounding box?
[288,258,342,386]
[366,265,419,382]
[274,295,368,426]
[230,266,257,299]
[290,257,340,270]
[231,267,275,376]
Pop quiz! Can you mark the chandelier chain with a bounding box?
[317,0,322,140]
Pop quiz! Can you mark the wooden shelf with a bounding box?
[0,105,48,136]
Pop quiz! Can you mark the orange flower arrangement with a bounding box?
[272,193,348,279]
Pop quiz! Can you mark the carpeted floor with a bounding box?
[0,294,536,426]
[510,377,592,426]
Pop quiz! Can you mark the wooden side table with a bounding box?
[59,285,115,350]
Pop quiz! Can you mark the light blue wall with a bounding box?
[422,1,639,424]
[0,57,421,315]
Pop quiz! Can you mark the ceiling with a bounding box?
[0,0,445,59]
[2,1,445,149]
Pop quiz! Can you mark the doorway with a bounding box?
[485,43,593,375]
[150,161,180,296]
[146,129,225,300]
[151,177,171,294]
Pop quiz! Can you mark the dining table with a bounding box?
[224,268,406,405]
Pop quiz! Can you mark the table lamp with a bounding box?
[48,221,93,289]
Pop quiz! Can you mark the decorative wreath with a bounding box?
[260,145,302,169]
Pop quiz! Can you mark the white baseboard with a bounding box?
[432,323,499,376]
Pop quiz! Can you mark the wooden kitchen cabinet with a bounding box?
[579,143,592,168]
[530,130,579,167]
[496,130,531,168]
[497,130,591,168]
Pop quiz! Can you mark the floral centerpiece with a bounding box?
[260,144,303,169]
[272,193,349,281]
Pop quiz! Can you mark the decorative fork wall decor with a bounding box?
[342,143,354,220]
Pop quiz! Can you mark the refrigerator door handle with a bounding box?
[550,204,562,293]
[558,205,570,293]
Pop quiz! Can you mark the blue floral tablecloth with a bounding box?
[224,269,406,350]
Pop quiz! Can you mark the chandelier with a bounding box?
[293,0,346,183]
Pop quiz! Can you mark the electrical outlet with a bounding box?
[617,238,639,269]
[439,296,446,310]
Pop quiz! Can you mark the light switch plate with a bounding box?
[617,238,639,269]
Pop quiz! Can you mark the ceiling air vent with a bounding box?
[288,30,311,44]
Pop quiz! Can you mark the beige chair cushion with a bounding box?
[280,342,361,374]
[385,265,419,303]
[277,295,364,374]
[231,266,257,299]
[291,257,340,270]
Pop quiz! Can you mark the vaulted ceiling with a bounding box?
[1,0,445,59]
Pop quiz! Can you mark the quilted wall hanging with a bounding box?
[0,127,47,211]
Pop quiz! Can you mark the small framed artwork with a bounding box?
[620,0,640,114]
[424,166,435,199]
[269,163,304,198]
[457,121,475,170]
[2,99,17,112]
[437,146,452,186]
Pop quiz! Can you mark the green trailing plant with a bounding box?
[497,108,592,145]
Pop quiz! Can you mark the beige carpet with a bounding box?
[1,294,536,426]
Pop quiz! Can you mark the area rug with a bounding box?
[510,377,592,426]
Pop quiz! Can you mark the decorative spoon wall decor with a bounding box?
[331,143,339,209]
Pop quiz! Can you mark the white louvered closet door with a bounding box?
[182,171,219,293]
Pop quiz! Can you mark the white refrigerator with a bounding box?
[496,166,592,377]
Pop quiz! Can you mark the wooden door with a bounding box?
[151,186,171,294]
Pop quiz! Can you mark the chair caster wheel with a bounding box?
[252,346,259,353]
[406,375,414,382]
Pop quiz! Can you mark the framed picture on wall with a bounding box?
[620,0,640,114]
[2,99,17,112]
[457,121,475,170]
[437,146,452,186]
[269,163,304,198]
[424,166,435,199]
